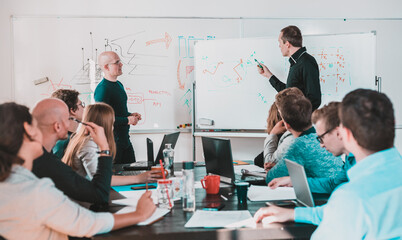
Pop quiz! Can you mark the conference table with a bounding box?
[93,164,329,240]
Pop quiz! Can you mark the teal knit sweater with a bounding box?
[266,127,344,183]
[94,78,131,147]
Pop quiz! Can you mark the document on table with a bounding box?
[111,189,179,207]
[116,207,170,226]
[185,210,256,228]
[248,185,296,201]
[233,165,265,175]
[112,189,158,206]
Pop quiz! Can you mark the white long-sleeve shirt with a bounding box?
[73,138,99,179]
[0,165,114,240]
[263,131,295,164]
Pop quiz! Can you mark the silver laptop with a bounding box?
[285,159,315,207]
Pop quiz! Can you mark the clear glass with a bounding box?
[182,168,195,212]
[157,179,174,209]
[163,143,174,177]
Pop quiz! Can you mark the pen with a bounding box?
[69,117,89,126]
[220,195,228,201]
[254,59,263,69]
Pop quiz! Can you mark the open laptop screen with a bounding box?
[201,136,235,184]
[285,159,315,207]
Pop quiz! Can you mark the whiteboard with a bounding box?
[194,32,376,130]
[12,17,240,130]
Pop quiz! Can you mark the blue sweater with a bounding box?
[266,127,344,183]
[307,153,356,193]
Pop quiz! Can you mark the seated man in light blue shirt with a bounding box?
[254,89,402,239]
[267,102,356,194]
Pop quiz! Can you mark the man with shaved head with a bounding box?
[51,89,85,158]
[31,98,113,206]
[95,51,141,164]
[33,98,70,152]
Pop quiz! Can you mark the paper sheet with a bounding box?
[247,185,296,201]
[233,165,265,175]
[185,210,256,228]
[112,189,179,207]
[116,207,170,226]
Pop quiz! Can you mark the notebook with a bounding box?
[201,136,265,185]
[123,132,180,171]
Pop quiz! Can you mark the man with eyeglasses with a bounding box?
[94,51,142,164]
[32,98,112,206]
[255,89,402,239]
[51,89,85,158]
[268,102,356,194]
[265,94,344,183]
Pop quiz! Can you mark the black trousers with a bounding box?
[254,151,264,168]
[114,143,136,164]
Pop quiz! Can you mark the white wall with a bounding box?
[2,0,402,162]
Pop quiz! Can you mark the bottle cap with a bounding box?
[182,161,194,169]
[165,143,172,148]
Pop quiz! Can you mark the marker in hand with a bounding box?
[254,59,263,70]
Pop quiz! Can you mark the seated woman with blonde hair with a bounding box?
[62,103,159,185]
[262,87,306,170]
[263,103,294,170]
[0,102,155,239]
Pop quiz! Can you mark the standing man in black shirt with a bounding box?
[258,25,321,111]
[95,51,141,164]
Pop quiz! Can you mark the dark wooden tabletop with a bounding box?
[93,163,328,240]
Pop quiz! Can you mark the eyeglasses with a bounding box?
[109,60,121,65]
[77,102,85,108]
[316,127,335,144]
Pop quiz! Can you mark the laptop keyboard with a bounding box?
[118,170,145,176]
[128,162,148,167]
[235,174,266,185]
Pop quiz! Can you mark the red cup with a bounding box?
[201,175,220,194]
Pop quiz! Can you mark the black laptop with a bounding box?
[123,132,180,171]
[201,136,265,185]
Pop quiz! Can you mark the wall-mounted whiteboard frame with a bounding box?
[194,32,377,131]
[10,16,402,131]
[11,16,240,131]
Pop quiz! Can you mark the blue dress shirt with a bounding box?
[296,148,402,239]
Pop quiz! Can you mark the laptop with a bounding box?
[123,138,154,171]
[123,132,180,171]
[284,159,315,207]
[201,136,265,185]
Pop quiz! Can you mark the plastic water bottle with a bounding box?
[163,143,174,177]
[182,161,195,212]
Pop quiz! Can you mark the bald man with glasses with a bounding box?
[94,51,141,164]
[51,89,85,158]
